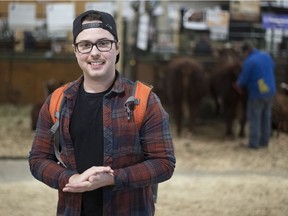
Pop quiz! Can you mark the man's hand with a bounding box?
[63,166,115,193]
[232,82,243,95]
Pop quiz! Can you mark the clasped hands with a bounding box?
[63,166,115,193]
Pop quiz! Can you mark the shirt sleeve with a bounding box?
[237,60,252,88]
[28,97,77,190]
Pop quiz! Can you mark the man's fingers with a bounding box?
[83,166,113,177]
[63,181,92,192]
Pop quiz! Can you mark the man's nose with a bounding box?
[90,44,100,55]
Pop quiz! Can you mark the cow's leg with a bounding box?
[224,102,237,138]
[225,115,234,138]
[210,83,222,116]
[238,119,246,138]
[238,97,247,138]
[238,110,246,138]
[187,105,197,133]
[170,91,183,137]
[31,103,42,130]
[175,102,183,136]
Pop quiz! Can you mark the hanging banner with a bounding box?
[137,14,150,50]
[206,9,229,40]
[230,0,260,22]
[262,14,288,29]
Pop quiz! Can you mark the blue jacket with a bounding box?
[237,48,276,100]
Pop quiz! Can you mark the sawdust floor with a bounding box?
[1,104,288,216]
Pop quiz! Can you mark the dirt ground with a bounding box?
[1,104,288,216]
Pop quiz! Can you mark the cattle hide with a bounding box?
[31,80,64,130]
[165,57,209,136]
[272,91,288,133]
[209,57,246,138]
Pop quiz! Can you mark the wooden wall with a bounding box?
[0,55,164,105]
[0,54,286,105]
[0,56,81,104]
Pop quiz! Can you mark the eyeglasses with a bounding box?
[75,39,117,54]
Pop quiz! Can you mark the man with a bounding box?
[236,41,276,149]
[29,10,175,216]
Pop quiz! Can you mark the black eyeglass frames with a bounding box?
[75,39,117,54]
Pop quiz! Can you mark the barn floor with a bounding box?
[1,104,288,216]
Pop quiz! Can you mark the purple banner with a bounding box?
[262,14,288,29]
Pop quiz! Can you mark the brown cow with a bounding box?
[209,48,247,138]
[31,80,64,130]
[272,85,288,134]
[165,57,209,136]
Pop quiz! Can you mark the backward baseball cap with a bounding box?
[73,10,119,64]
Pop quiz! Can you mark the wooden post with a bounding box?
[116,1,123,73]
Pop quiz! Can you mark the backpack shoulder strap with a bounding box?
[49,84,68,124]
[133,81,153,129]
[133,81,157,203]
[124,81,153,129]
[48,83,69,168]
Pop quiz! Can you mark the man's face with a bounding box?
[74,20,120,82]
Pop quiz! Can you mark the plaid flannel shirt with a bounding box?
[29,72,176,216]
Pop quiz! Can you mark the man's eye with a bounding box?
[97,40,109,47]
[79,42,92,48]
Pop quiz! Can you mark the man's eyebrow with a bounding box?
[96,38,112,41]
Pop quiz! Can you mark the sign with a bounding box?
[262,14,288,29]
[46,3,75,36]
[8,3,36,30]
[85,2,115,15]
[183,9,208,30]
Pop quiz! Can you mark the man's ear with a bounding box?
[72,44,77,55]
[116,41,121,54]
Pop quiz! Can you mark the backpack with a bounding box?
[48,80,158,202]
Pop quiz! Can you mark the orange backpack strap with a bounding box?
[49,84,68,124]
[134,81,153,129]
[132,81,157,203]
[124,81,153,130]
[48,83,69,168]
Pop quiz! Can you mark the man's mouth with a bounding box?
[89,60,105,66]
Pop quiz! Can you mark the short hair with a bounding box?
[81,12,101,22]
[241,41,254,52]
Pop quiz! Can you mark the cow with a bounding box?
[209,47,247,138]
[31,79,64,130]
[164,57,209,136]
[272,83,288,134]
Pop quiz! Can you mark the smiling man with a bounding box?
[29,10,175,216]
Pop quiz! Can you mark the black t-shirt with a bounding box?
[70,83,110,216]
